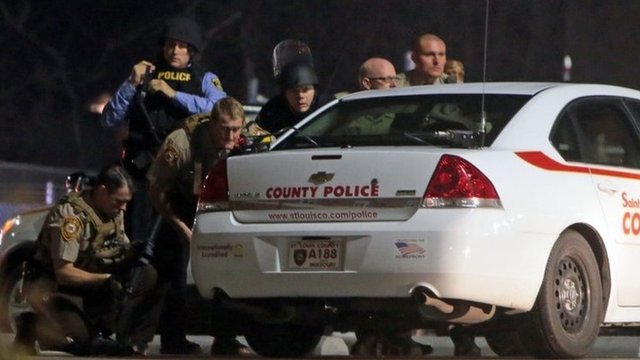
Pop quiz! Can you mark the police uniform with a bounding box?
[101,61,226,137]
[396,70,455,87]
[146,113,237,353]
[146,113,219,203]
[22,191,160,355]
[339,112,396,135]
[367,66,481,357]
[100,17,227,244]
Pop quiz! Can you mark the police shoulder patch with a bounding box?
[212,76,223,90]
[163,144,180,166]
[61,216,82,241]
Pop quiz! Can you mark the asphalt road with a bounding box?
[1,332,640,359]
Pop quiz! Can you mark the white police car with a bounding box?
[191,82,640,358]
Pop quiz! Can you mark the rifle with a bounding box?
[112,214,161,327]
[121,65,162,177]
[136,65,162,146]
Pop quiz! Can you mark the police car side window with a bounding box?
[550,111,582,162]
[572,99,640,168]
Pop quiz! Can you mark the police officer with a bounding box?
[13,165,161,356]
[444,59,465,83]
[397,34,479,357]
[147,97,250,355]
[397,33,456,86]
[100,16,227,243]
[255,61,328,133]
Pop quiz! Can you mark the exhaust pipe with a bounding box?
[411,287,496,324]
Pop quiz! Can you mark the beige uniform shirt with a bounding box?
[34,192,129,270]
[396,70,452,87]
[147,119,227,199]
[147,128,194,196]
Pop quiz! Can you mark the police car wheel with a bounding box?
[244,323,323,357]
[520,229,603,358]
[0,264,26,332]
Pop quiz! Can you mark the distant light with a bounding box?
[45,181,54,205]
[563,55,572,82]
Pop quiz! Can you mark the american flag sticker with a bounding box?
[394,240,426,258]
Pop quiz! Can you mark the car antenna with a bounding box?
[480,0,490,147]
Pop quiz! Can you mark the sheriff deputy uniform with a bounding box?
[396,70,455,86]
[15,169,160,356]
[147,102,251,356]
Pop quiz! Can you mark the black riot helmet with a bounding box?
[161,16,204,53]
[278,62,319,91]
[272,39,313,79]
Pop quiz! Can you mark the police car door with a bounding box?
[572,98,640,306]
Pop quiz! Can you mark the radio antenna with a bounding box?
[480,0,490,147]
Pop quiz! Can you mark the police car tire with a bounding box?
[0,264,23,332]
[519,229,603,358]
[244,323,323,357]
[0,244,36,332]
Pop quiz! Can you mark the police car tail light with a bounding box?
[423,154,501,208]
[198,159,230,212]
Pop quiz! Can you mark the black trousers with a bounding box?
[152,220,191,346]
[124,178,154,242]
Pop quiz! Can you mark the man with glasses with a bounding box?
[348,58,432,356]
[358,57,399,90]
[335,58,398,136]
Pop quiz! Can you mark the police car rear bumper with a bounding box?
[191,209,556,313]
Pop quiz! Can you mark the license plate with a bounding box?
[287,239,344,271]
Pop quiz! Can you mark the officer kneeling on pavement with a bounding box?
[13,165,162,356]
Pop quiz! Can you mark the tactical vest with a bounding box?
[167,115,224,223]
[123,60,205,178]
[66,192,129,273]
[191,118,222,185]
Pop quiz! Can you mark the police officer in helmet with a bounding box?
[255,60,328,134]
[101,16,227,243]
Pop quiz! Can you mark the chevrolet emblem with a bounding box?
[308,171,335,185]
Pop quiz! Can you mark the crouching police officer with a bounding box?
[147,97,251,355]
[13,165,162,356]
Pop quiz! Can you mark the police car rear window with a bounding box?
[275,94,531,150]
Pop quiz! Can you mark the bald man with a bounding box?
[397,33,455,86]
[337,58,398,136]
[358,57,399,90]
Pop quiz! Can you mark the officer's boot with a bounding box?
[12,312,37,355]
[89,332,135,356]
[451,326,481,356]
[380,333,433,356]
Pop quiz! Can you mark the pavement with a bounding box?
[1,332,472,358]
[1,332,640,358]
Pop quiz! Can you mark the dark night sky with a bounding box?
[3,0,640,169]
